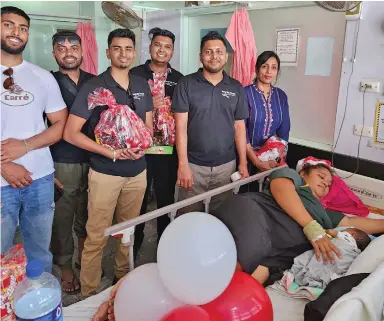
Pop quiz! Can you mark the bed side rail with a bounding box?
[104,166,285,270]
[104,166,283,237]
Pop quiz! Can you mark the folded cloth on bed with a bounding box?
[269,271,323,301]
[324,261,384,321]
[304,273,370,321]
[321,176,369,217]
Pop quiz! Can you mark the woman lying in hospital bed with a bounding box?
[92,157,384,321]
[214,157,384,284]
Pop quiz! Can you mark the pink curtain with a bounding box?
[225,8,257,87]
[76,22,98,75]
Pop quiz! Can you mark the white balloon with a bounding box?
[157,212,237,305]
[114,263,183,321]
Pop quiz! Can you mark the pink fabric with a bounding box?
[76,22,98,75]
[321,176,369,217]
[225,8,257,87]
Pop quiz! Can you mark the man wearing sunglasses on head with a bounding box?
[64,28,154,298]
[48,31,95,295]
[1,6,68,273]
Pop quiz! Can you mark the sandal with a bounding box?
[61,273,81,295]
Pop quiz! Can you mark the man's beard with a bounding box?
[1,39,27,55]
[203,63,224,74]
[55,56,83,71]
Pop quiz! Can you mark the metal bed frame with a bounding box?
[104,167,284,271]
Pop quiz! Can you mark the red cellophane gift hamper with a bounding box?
[1,245,27,321]
[146,72,175,155]
[87,87,153,151]
[255,136,288,166]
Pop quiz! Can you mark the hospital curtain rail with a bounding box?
[104,166,285,271]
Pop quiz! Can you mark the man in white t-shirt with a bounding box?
[1,6,67,272]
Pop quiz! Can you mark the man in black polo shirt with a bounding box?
[172,31,249,214]
[130,27,183,256]
[49,31,94,295]
[63,28,153,297]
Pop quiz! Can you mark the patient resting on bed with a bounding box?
[291,228,371,289]
[213,157,384,285]
[93,157,384,321]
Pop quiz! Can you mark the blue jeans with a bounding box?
[1,173,54,272]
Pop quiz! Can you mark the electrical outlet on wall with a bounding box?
[354,124,373,137]
[359,80,380,93]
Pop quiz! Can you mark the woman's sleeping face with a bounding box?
[300,167,333,200]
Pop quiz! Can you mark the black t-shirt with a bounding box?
[49,69,94,163]
[70,68,154,177]
[172,69,249,167]
[130,60,183,97]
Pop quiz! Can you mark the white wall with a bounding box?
[140,10,181,70]
[1,1,142,73]
[333,1,384,163]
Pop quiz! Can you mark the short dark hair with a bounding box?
[52,30,81,47]
[255,51,281,81]
[107,28,135,47]
[200,31,227,52]
[345,228,371,251]
[149,27,175,45]
[1,6,30,26]
[301,164,333,176]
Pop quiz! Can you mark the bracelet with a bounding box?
[23,140,29,154]
[303,220,326,242]
[113,150,116,162]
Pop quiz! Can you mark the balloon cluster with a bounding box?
[113,212,273,321]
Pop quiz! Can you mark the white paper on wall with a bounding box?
[276,28,300,66]
[374,101,384,145]
[304,37,335,77]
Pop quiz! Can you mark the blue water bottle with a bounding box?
[14,260,63,321]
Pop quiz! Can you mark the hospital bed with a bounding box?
[63,167,384,321]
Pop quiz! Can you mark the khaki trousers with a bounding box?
[80,169,146,297]
[177,160,236,215]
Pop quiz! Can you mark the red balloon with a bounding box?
[201,271,273,321]
[160,305,213,321]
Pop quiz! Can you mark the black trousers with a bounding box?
[134,153,177,258]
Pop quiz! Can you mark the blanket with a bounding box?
[324,261,384,321]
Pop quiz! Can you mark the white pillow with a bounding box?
[346,234,384,275]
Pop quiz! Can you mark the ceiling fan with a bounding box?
[101,1,143,29]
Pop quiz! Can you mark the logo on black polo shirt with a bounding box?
[1,88,35,106]
[221,90,236,99]
[165,80,177,87]
[132,92,144,100]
